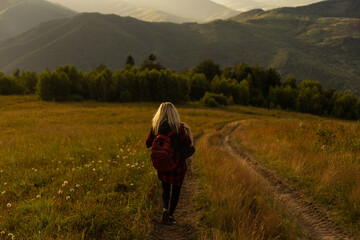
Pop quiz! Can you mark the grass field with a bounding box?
[0,96,242,239]
[233,117,360,237]
[0,96,359,239]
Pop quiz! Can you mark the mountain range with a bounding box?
[212,0,323,11]
[45,0,240,23]
[0,0,76,39]
[0,0,359,92]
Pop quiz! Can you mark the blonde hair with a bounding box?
[152,102,180,135]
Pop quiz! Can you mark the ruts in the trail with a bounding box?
[223,121,355,240]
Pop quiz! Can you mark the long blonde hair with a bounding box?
[152,102,180,135]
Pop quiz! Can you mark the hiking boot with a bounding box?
[161,210,171,225]
[169,215,176,224]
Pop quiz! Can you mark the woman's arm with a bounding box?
[181,122,194,147]
[145,129,155,148]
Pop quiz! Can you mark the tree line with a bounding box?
[1,54,360,120]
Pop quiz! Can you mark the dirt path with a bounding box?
[223,121,356,240]
[149,157,201,240]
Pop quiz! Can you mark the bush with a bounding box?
[201,92,233,107]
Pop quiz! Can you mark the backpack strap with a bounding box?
[167,129,176,137]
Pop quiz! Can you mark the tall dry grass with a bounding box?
[195,127,307,239]
[234,118,360,236]
[0,96,246,239]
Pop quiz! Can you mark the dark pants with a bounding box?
[161,181,182,216]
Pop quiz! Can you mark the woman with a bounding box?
[146,102,194,225]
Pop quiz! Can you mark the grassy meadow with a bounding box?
[0,96,242,239]
[233,117,360,237]
[1,96,359,239]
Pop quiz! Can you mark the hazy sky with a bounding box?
[47,0,325,13]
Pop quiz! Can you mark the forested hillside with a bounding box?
[0,0,359,92]
[0,0,76,39]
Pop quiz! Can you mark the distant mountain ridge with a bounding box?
[0,0,359,92]
[46,0,240,23]
[0,0,76,39]
[273,0,360,18]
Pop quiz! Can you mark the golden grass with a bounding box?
[234,118,360,236]
[0,96,243,239]
[195,129,307,240]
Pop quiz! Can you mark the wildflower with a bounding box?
[0,231,5,235]
[66,196,70,201]
[131,165,135,168]
[120,148,124,152]
[58,161,61,164]
[92,168,96,171]
[135,163,138,166]
[87,191,90,195]
[116,155,120,158]
[6,203,11,208]
[137,167,140,169]
[70,188,74,192]
[82,155,85,158]
[34,169,38,172]
[76,184,81,188]
[1,191,5,195]
[56,168,59,171]
[127,148,130,152]
[130,183,134,186]
[99,178,103,182]
[0,170,3,173]
[92,161,95,164]
[108,160,111,163]
[62,181,69,187]
[36,195,41,199]
[126,164,130,167]
[142,165,145,168]
[3,183,7,186]
[58,189,63,194]
[98,160,102,163]
[98,147,102,151]
[321,145,325,150]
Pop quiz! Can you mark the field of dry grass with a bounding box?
[1,96,359,239]
[0,96,241,239]
[233,117,360,236]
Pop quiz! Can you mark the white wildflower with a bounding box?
[66,196,70,201]
[99,179,103,182]
[76,184,81,188]
[58,189,63,194]
[70,188,74,192]
[36,195,41,199]
[1,191,5,195]
[6,203,11,208]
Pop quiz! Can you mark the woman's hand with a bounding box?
[181,122,194,147]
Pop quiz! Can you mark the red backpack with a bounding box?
[151,129,177,172]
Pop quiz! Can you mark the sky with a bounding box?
[46,0,325,13]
